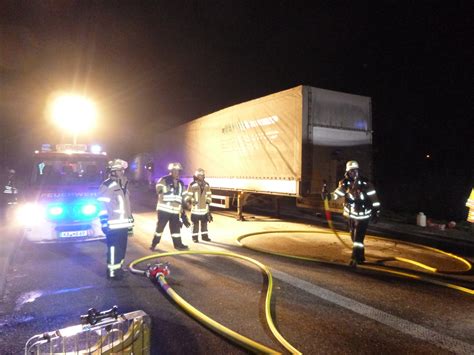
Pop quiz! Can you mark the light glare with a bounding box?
[82,204,97,215]
[49,206,64,216]
[51,95,97,134]
[90,145,102,154]
[16,203,45,225]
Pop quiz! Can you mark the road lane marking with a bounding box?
[130,218,473,353]
[272,269,474,354]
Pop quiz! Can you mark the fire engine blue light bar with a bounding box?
[45,201,100,221]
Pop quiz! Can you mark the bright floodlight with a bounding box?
[90,144,102,154]
[51,95,97,142]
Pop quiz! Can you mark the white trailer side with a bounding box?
[151,85,372,214]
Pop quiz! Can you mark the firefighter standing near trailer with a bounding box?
[184,168,213,242]
[150,162,190,250]
[322,160,381,265]
[98,159,134,279]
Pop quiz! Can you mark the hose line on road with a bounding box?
[128,211,471,355]
[322,200,471,274]
[235,200,473,296]
[237,230,474,296]
[129,250,301,355]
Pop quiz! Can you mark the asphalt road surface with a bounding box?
[1,200,473,354]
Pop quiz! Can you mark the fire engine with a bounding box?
[17,144,108,242]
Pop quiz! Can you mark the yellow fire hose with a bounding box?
[237,230,474,296]
[235,200,473,296]
[129,250,301,354]
[324,200,471,274]
[128,206,472,354]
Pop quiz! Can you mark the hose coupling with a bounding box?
[146,262,170,280]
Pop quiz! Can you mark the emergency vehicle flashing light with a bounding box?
[48,206,64,216]
[46,201,100,221]
[18,201,100,225]
[81,203,98,216]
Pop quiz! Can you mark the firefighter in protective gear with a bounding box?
[150,162,190,250]
[1,168,18,221]
[3,169,17,196]
[184,168,213,242]
[322,160,381,265]
[466,188,474,224]
[97,159,133,279]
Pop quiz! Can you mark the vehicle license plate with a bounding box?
[60,230,88,238]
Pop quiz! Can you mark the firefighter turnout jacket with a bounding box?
[3,183,17,197]
[184,180,212,215]
[331,176,380,220]
[466,188,474,223]
[97,178,133,231]
[156,175,185,214]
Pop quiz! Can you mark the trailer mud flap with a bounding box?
[25,309,151,354]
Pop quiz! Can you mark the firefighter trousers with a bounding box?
[152,210,185,248]
[348,218,369,263]
[106,228,128,277]
[191,213,209,241]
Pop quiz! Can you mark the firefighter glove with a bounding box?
[371,210,380,224]
[184,200,192,211]
[181,213,191,228]
[207,212,213,223]
[100,216,109,234]
[321,184,330,200]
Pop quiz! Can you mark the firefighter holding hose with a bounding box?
[322,160,381,266]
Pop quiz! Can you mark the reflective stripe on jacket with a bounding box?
[98,178,133,229]
[184,180,212,215]
[331,176,380,220]
[467,188,474,223]
[156,175,185,214]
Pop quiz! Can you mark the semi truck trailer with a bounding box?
[149,85,372,217]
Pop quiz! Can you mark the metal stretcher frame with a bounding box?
[25,310,151,355]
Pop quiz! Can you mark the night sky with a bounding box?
[1,1,472,219]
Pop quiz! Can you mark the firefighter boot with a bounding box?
[172,236,189,250]
[350,243,365,265]
[202,233,211,242]
[150,234,161,251]
[106,269,115,279]
[107,268,125,280]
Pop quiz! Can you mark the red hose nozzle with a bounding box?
[146,262,170,280]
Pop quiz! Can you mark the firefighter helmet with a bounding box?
[167,162,183,171]
[108,159,128,171]
[346,160,359,172]
[194,168,205,177]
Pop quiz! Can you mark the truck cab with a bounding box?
[17,144,108,242]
